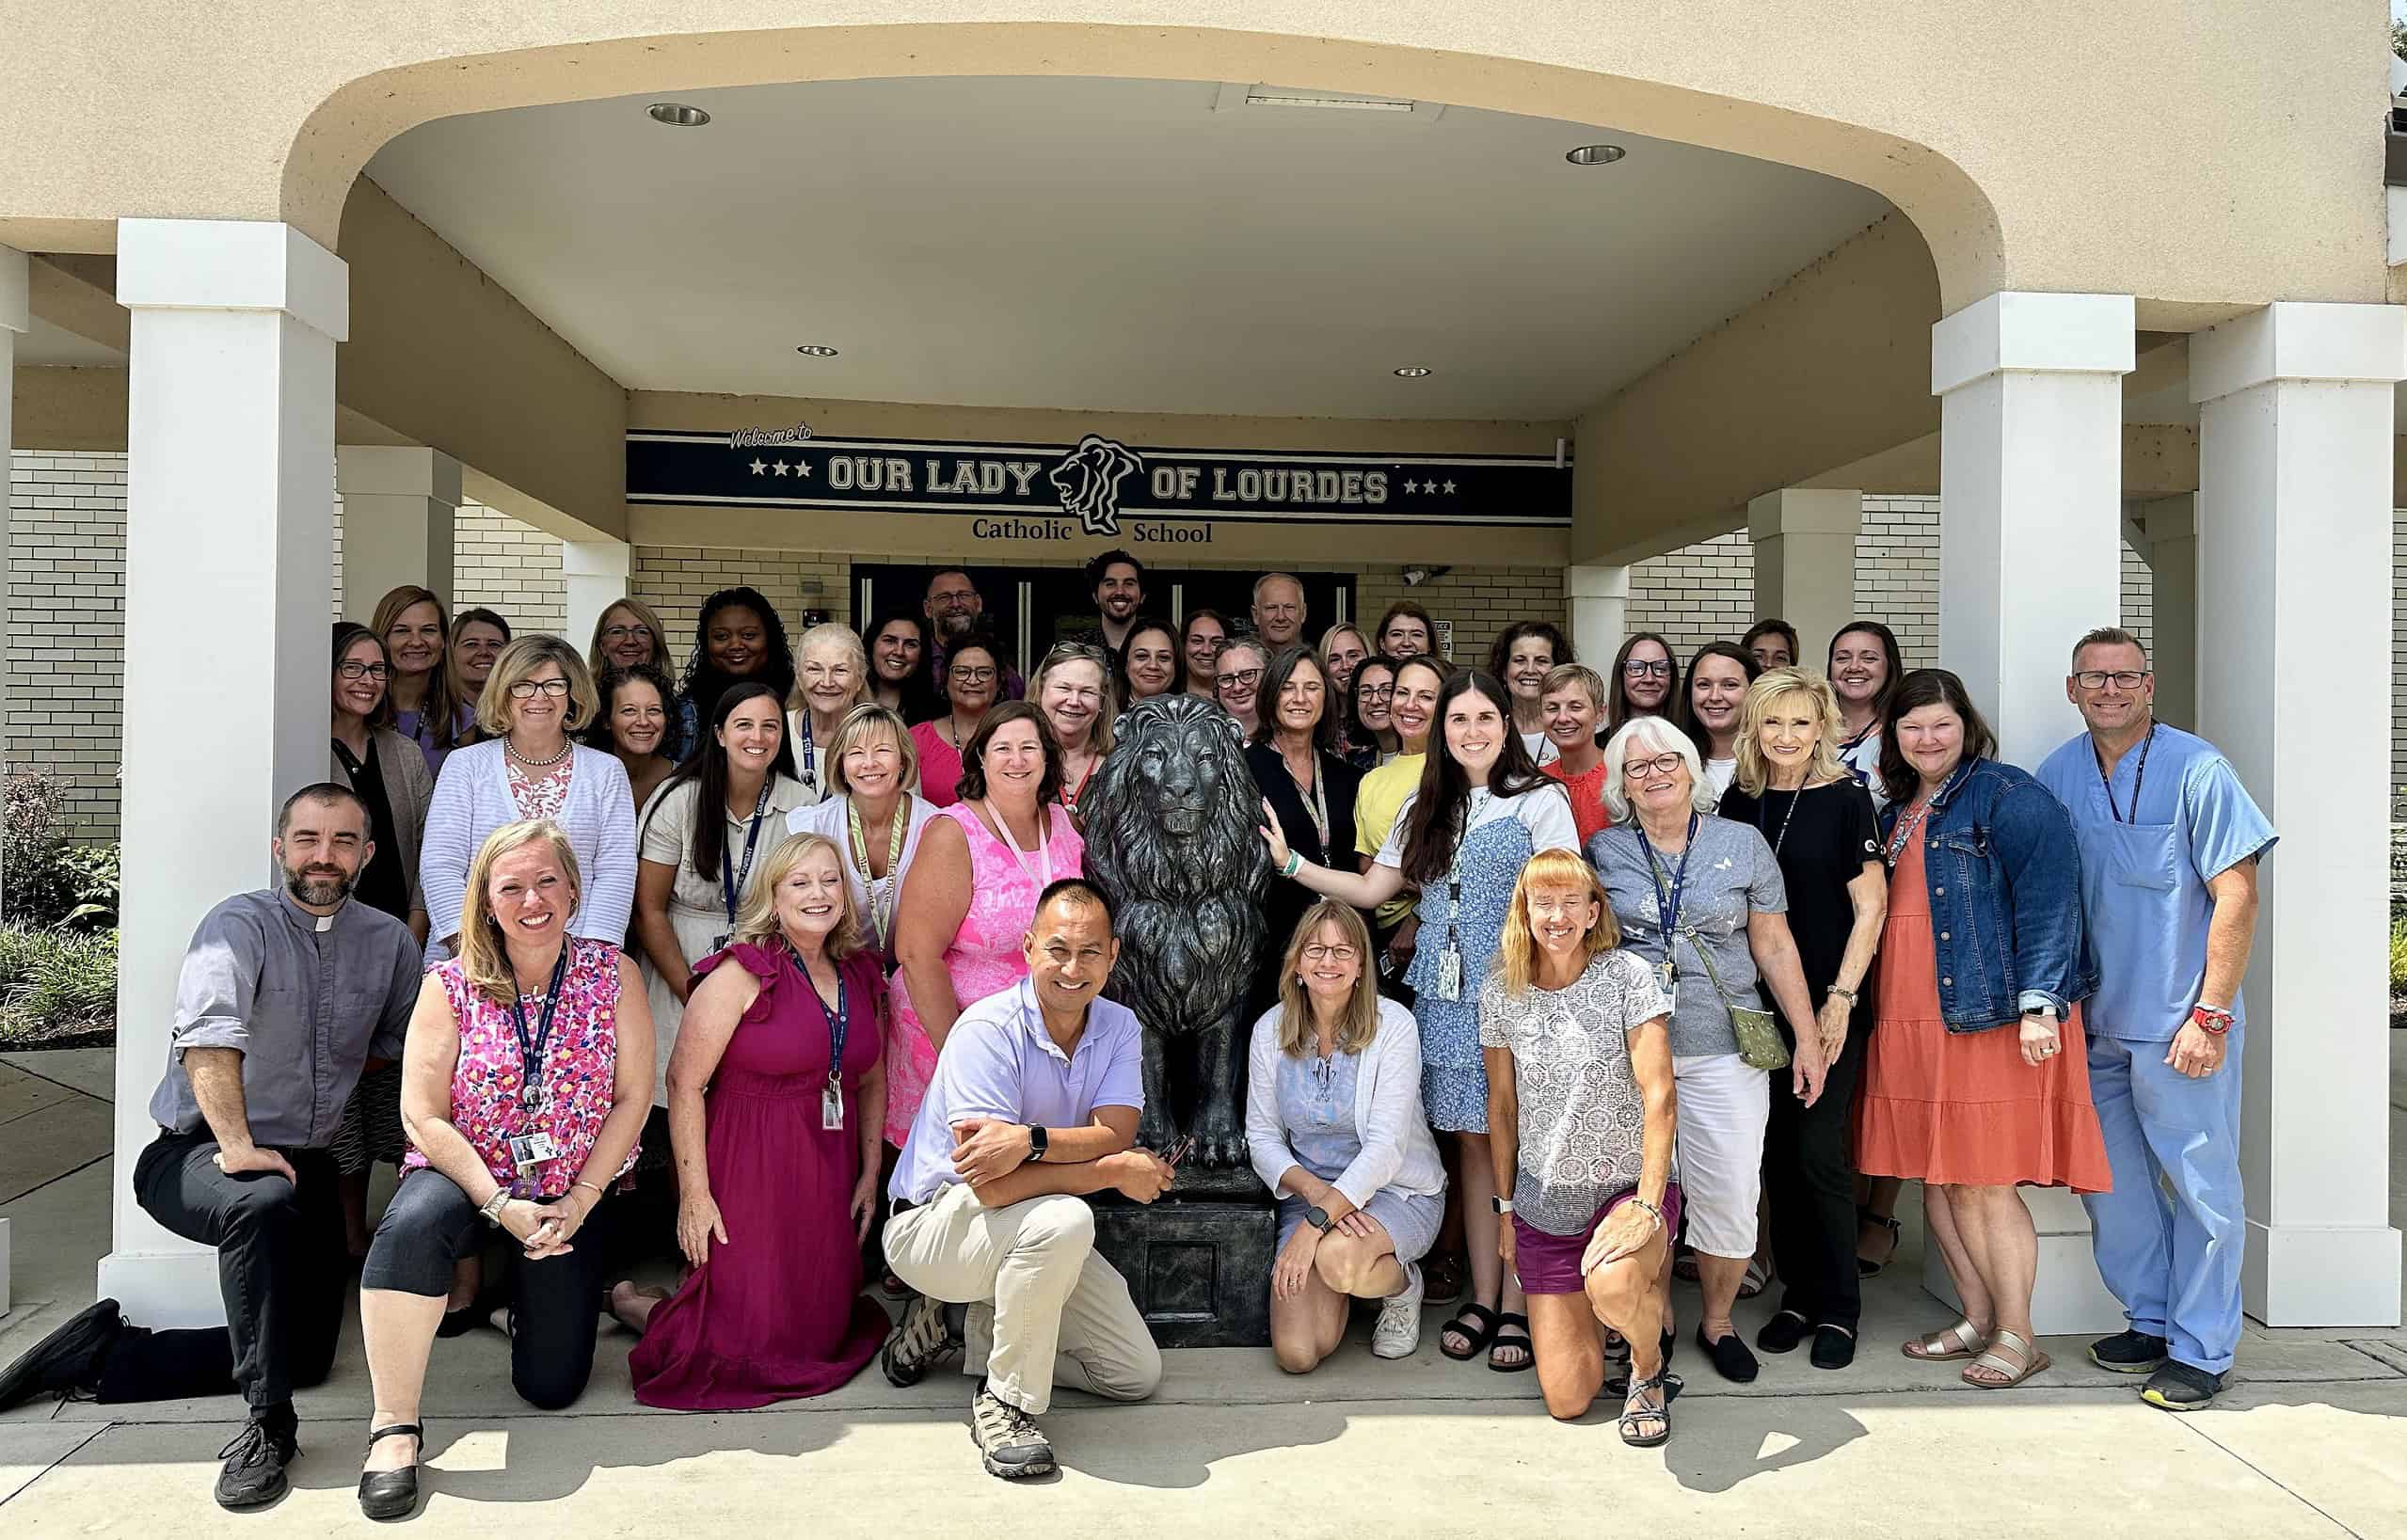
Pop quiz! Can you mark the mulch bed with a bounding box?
[0,1018,115,1052]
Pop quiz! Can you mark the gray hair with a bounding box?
[1598,714,1716,823]
[1217,638,1269,674]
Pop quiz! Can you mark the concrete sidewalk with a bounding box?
[2,1042,2402,1537]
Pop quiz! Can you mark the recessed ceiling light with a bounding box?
[647,103,710,128]
[1566,144,1626,166]
[1394,366,1432,378]
[795,343,839,357]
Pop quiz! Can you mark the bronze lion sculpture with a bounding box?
[1081,692,1271,1171]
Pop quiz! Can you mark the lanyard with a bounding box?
[2100,722,2157,824]
[508,946,570,1109]
[789,942,849,1089]
[1642,814,1699,945]
[1759,786,1803,858]
[795,713,819,795]
[845,796,910,955]
[1288,751,1330,849]
[1060,754,1099,817]
[1885,759,1969,865]
[720,781,773,929]
[983,800,1053,887]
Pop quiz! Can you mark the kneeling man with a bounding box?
[880,878,1172,1479]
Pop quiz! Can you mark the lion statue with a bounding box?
[1081,692,1271,1171]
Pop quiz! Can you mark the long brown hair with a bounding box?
[332,623,397,732]
[371,584,464,750]
[459,820,582,1004]
[1496,849,1622,998]
[1273,900,1381,1057]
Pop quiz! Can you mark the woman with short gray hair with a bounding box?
[1587,715,1824,1386]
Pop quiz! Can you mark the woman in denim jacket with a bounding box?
[1856,670,2111,1390]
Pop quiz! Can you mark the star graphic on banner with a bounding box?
[749,458,768,476]
[791,459,813,480]
[1403,479,1420,494]
[1443,479,1458,495]
[773,461,789,477]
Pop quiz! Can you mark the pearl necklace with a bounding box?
[507,736,573,769]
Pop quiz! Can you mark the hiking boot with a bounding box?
[215,1413,298,1510]
[2141,1360,2225,1412]
[0,1299,122,1411]
[2087,1328,2169,1375]
[1370,1261,1425,1359]
[969,1383,1054,1479]
[882,1291,963,1388]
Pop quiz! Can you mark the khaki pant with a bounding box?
[884,1183,1162,1416]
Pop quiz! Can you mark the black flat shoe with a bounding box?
[358,1422,423,1521]
[0,1298,122,1411]
[1810,1324,1857,1370]
[1697,1324,1760,1384]
[1755,1310,1810,1355]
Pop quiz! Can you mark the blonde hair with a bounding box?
[586,596,671,678]
[459,820,583,1004]
[1317,623,1371,664]
[1730,666,1849,797]
[1540,661,1605,711]
[1496,849,1621,998]
[730,832,865,961]
[825,702,920,796]
[1273,901,1382,1057]
[791,622,874,718]
[476,635,600,738]
[1029,646,1118,755]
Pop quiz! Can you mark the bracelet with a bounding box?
[572,1179,605,1199]
[1281,850,1302,880]
[478,1188,512,1228]
[1631,1198,1666,1230]
[1827,985,1857,1005]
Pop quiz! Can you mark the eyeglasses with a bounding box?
[1357,684,1395,701]
[507,678,572,699]
[2072,669,2151,690]
[1621,752,1687,778]
[1623,659,1673,679]
[601,625,653,643]
[929,588,978,607]
[1301,944,1361,963]
[336,661,390,681]
[949,665,998,683]
[1217,669,1264,690]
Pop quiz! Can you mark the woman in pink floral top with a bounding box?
[357,820,653,1520]
[888,703,1085,1147]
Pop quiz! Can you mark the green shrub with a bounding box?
[0,924,118,1040]
[5,770,118,929]
[2392,916,2407,993]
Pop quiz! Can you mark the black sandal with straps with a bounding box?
[1487,1312,1534,1373]
[358,1422,423,1521]
[1438,1302,1500,1361]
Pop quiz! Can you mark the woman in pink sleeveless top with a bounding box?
[887,703,1086,1147]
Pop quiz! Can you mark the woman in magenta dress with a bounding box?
[626,831,890,1408]
[887,702,1085,1147]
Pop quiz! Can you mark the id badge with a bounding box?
[1435,945,1463,1003]
[1658,961,1680,1011]
[507,1131,561,1169]
[821,1078,845,1132]
[710,932,731,955]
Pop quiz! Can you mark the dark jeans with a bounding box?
[98,1130,346,1414]
[1764,1013,1866,1331]
[360,1167,605,1411]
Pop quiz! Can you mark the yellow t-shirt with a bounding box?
[1353,752,1427,929]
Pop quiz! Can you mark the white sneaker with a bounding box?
[1371,1262,1426,1359]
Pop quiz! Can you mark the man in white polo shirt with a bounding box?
[880,877,1173,1480]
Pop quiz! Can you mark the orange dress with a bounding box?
[1854,834,2112,1192]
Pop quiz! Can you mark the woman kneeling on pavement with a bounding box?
[1482,849,1681,1442]
[1245,900,1449,1371]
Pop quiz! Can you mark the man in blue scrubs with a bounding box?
[2036,627,2275,1410]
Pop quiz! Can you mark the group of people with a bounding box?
[0,552,2272,1505]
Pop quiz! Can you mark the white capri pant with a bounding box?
[1671,1052,1771,1260]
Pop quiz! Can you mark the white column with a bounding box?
[2135,493,2197,732]
[562,538,633,653]
[1934,292,2135,762]
[2192,302,2406,1326]
[336,445,458,623]
[103,220,346,1326]
[1928,291,2134,1334]
[1565,563,1629,669]
[1746,487,1861,663]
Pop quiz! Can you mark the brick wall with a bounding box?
[6,452,128,831]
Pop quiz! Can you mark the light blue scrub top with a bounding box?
[2035,722,2277,1042]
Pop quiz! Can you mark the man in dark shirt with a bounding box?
[0,784,422,1510]
[1085,548,1146,654]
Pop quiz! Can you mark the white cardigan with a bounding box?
[420,741,638,959]
[1245,995,1447,1209]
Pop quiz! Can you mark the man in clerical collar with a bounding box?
[879,878,1172,1480]
[0,784,423,1508]
[2034,627,2276,1413]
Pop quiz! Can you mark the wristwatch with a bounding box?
[2191,1004,2234,1037]
[478,1188,512,1228]
[1306,1205,1334,1233]
[1491,1196,1514,1215]
[1024,1125,1049,1165]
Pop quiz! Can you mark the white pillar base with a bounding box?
[97,1246,229,1329]
[1566,563,1629,670]
[1746,487,1861,664]
[563,539,634,654]
[337,445,460,623]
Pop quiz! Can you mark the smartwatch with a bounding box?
[1306,1205,1334,1233]
[1491,1196,1514,1215]
[1024,1125,1049,1164]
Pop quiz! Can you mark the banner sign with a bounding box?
[628,429,1570,546]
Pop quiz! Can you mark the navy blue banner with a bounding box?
[628,429,1570,537]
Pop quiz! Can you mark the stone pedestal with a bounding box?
[1093,1197,1273,1348]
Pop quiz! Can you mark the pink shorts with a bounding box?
[1511,1183,1684,1296]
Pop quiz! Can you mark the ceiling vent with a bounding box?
[1212,83,1446,121]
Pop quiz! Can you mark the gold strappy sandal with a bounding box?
[1963,1328,2051,1389]
[1902,1317,1987,1361]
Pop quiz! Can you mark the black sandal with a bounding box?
[1487,1312,1534,1373]
[1437,1302,1500,1361]
[358,1422,423,1521]
[1857,1206,1902,1278]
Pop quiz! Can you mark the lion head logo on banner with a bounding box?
[1048,435,1143,536]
